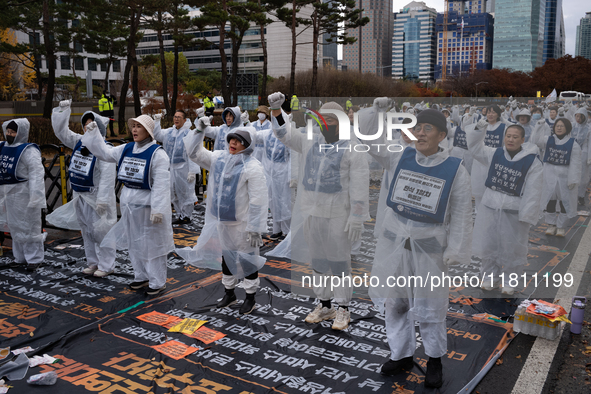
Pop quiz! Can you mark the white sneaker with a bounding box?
[93,269,113,278]
[332,307,351,330]
[545,225,557,235]
[480,280,500,291]
[83,265,98,275]
[305,304,336,323]
[555,228,565,237]
[501,286,515,296]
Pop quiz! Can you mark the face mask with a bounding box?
[321,124,338,143]
[532,113,541,121]
[6,135,15,144]
[258,113,266,121]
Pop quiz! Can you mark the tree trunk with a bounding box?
[230,36,240,107]
[42,0,55,118]
[311,9,319,98]
[103,57,112,91]
[172,43,179,114]
[289,0,297,97]
[130,7,142,116]
[217,2,230,107]
[118,56,132,134]
[156,11,171,117]
[259,12,268,105]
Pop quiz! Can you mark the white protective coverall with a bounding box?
[203,106,243,151]
[252,117,271,162]
[81,122,174,289]
[469,119,511,207]
[467,127,543,280]
[0,119,46,265]
[48,105,117,273]
[567,107,590,199]
[177,127,268,293]
[359,106,473,361]
[267,109,370,306]
[530,121,582,228]
[153,117,199,219]
[253,121,291,235]
[447,108,477,175]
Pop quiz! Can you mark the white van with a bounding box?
[559,91,585,103]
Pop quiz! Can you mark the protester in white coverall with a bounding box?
[81,115,174,295]
[567,107,590,205]
[362,105,472,389]
[252,106,272,162]
[251,107,291,240]
[152,110,199,225]
[513,108,535,142]
[48,101,117,277]
[447,106,477,174]
[177,127,268,315]
[197,106,243,151]
[467,105,510,209]
[468,122,543,295]
[267,93,370,331]
[530,118,582,237]
[0,119,46,271]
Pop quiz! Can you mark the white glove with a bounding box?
[508,96,513,101]
[196,107,205,118]
[268,92,285,110]
[187,173,196,183]
[558,108,565,116]
[512,101,518,109]
[96,204,108,217]
[241,111,249,124]
[343,219,363,243]
[247,232,263,248]
[373,97,389,109]
[420,101,424,106]
[289,179,298,188]
[568,183,576,190]
[469,106,477,115]
[150,213,163,224]
[86,121,98,133]
[537,119,546,125]
[59,99,71,109]
[153,113,163,121]
[476,118,488,130]
[197,115,211,131]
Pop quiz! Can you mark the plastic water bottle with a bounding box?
[571,296,587,334]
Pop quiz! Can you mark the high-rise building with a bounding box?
[543,0,565,63]
[391,1,437,81]
[492,0,545,72]
[448,0,487,15]
[575,12,591,60]
[342,0,393,75]
[435,11,494,80]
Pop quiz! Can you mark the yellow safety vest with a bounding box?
[98,95,113,112]
[291,96,299,111]
[204,97,215,109]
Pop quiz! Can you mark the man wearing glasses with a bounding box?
[366,105,473,389]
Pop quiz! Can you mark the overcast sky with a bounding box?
[393,0,588,55]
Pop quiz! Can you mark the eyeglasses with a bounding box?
[411,124,434,133]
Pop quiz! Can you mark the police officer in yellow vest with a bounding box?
[98,91,116,137]
[290,95,299,112]
[346,97,352,111]
[204,92,215,116]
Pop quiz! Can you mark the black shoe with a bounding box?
[578,197,586,206]
[129,280,149,290]
[172,216,191,225]
[25,263,39,272]
[239,293,256,315]
[424,357,443,388]
[217,289,237,308]
[268,232,283,241]
[380,356,414,376]
[146,285,166,296]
